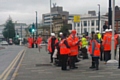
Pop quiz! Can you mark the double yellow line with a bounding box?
[0,49,26,80]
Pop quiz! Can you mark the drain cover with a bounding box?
[36,64,52,67]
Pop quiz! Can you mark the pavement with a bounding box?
[14,46,120,80]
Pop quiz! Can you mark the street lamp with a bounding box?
[98,4,100,31]
[108,0,112,28]
[107,0,118,65]
[35,11,38,37]
[50,0,52,33]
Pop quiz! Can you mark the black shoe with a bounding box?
[89,66,95,69]
[50,61,53,63]
[70,67,78,69]
[96,68,99,70]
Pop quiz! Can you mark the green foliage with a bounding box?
[2,18,15,39]
[58,24,70,37]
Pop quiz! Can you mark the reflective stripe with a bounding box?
[71,50,77,52]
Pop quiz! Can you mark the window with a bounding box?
[91,28,94,31]
[84,21,87,26]
[77,23,80,27]
[96,20,98,26]
[74,23,76,27]
[84,28,87,32]
[91,20,94,26]
[88,21,90,26]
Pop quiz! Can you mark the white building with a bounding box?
[68,14,108,35]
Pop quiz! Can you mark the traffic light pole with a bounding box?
[36,11,38,37]
[33,32,34,48]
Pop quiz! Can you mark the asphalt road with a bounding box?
[0,45,24,76]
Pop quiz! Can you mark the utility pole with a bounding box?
[50,0,52,34]
[108,0,112,28]
[36,11,38,37]
[98,4,100,31]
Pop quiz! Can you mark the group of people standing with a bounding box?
[27,35,42,48]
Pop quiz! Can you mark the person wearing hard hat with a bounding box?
[67,30,80,69]
[81,34,88,59]
[47,33,58,63]
[102,29,112,64]
[58,32,63,41]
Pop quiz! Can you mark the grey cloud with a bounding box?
[0,0,120,24]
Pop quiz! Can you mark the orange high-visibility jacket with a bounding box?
[92,40,100,57]
[59,39,70,55]
[36,37,42,45]
[88,40,92,54]
[102,33,112,51]
[47,37,58,53]
[67,35,79,56]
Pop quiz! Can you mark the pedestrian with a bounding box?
[102,29,112,64]
[47,33,58,63]
[67,30,80,69]
[89,34,100,70]
[81,34,88,59]
[59,33,70,70]
[36,35,43,52]
[27,35,33,48]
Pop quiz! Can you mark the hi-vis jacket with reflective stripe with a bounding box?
[102,33,112,51]
[67,35,79,56]
[89,40,100,57]
[59,39,70,55]
[47,37,58,53]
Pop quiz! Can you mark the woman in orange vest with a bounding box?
[89,34,100,70]
[47,33,58,63]
[59,33,70,71]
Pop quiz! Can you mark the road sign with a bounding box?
[74,15,80,23]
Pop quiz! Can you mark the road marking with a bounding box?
[10,48,27,80]
[0,49,24,80]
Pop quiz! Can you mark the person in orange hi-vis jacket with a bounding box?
[67,30,80,69]
[36,35,42,46]
[47,33,58,63]
[27,35,33,48]
[102,29,112,64]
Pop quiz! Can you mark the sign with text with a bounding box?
[73,15,80,23]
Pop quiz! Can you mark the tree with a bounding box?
[2,17,15,39]
[58,24,72,36]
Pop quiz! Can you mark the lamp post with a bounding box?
[98,4,100,31]
[108,0,112,28]
[50,0,52,34]
[107,0,118,65]
[35,11,38,37]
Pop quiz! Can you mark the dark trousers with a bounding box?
[100,45,104,61]
[104,51,111,62]
[50,53,54,63]
[114,45,117,59]
[81,47,88,59]
[91,57,99,69]
[61,55,68,70]
[70,56,76,68]
[35,44,38,48]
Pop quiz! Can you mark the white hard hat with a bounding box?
[102,31,105,33]
[96,30,99,33]
[108,29,112,32]
[51,33,55,36]
[59,32,63,35]
[105,29,109,32]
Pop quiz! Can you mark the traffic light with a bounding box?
[31,23,35,33]
[16,33,19,38]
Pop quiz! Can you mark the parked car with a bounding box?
[0,41,9,46]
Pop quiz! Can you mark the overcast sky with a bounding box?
[0,0,120,25]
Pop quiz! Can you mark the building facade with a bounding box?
[68,14,108,35]
[42,6,69,25]
[14,23,28,38]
